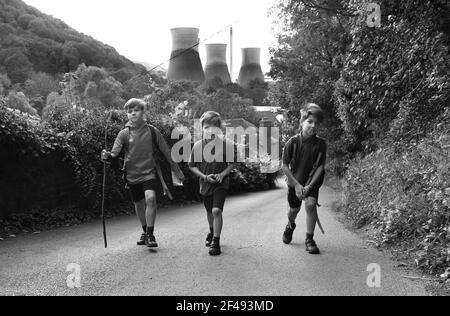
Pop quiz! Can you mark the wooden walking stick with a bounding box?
[101,111,112,248]
[305,152,325,234]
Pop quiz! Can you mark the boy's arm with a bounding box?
[306,165,324,188]
[188,166,207,181]
[282,164,300,187]
[101,131,123,162]
[188,146,217,184]
[305,142,327,193]
[110,131,124,158]
[282,139,304,197]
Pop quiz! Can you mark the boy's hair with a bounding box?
[300,103,324,124]
[200,111,222,128]
[124,98,146,111]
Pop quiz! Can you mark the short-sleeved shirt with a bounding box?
[282,133,327,187]
[188,138,237,196]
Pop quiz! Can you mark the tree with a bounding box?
[269,0,351,140]
[5,91,38,116]
[42,91,70,121]
[0,73,11,96]
[4,51,33,83]
[23,72,59,100]
[123,73,155,99]
[17,14,34,29]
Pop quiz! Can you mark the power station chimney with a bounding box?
[167,27,205,83]
[204,44,231,85]
[237,47,264,88]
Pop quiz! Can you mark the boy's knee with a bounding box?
[305,199,317,212]
[145,191,157,205]
[290,207,301,214]
[212,208,222,217]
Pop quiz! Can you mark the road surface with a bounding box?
[0,183,426,296]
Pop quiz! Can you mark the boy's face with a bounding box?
[301,115,320,137]
[203,123,220,140]
[127,106,144,123]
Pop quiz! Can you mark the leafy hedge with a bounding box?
[0,101,80,216]
[342,108,450,273]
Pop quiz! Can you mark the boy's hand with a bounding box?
[295,184,305,199]
[206,174,218,184]
[303,185,313,197]
[215,172,227,183]
[101,150,111,163]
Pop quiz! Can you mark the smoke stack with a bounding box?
[238,48,264,88]
[167,27,205,83]
[204,44,231,85]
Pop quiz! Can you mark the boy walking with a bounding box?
[282,103,327,254]
[101,98,185,248]
[188,111,236,256]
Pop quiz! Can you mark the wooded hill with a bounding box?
[0,0,146,84]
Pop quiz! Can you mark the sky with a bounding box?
[22,0,278,80]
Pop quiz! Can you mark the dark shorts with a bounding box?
[203,189,228,212]
[128,179,159,203]
[287,186,320,209]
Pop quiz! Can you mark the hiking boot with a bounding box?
[209,240,221,256]
[283,222,296,244]
[205,233,213,247]
[147,235,158,248]
[137,233,148,246]
[305,238,320,255]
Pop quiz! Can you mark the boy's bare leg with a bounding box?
[288,207,301,224]
[207,211,214,230]
[134,200,147,227]
[144,190,158,228]
[305,197,318,234]
[283,206,301,244]
[304,197,320,254]
[209,208,223,256]
[212,208,223,238]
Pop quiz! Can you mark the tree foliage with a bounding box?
[335,0,450,151]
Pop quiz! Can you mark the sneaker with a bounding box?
[305,238,320,254]
[205,233,213,247]
[282,222,296,244]
[209,240,221,256]
[147,235,158,248]
[137,233,148,246]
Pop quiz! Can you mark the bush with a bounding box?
[342,108,450,273]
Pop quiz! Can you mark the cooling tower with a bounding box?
[167,28,205,83]
[204,44,231,85]
[238,48,264,88]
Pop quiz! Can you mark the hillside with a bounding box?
[0,0,146,84]
[135,61,167,75]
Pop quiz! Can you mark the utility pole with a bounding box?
[230,26,233,82]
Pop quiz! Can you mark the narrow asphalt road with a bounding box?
[0,183,426,296]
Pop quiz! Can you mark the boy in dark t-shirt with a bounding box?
[282,103,327,254]
[188,111,236,256]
